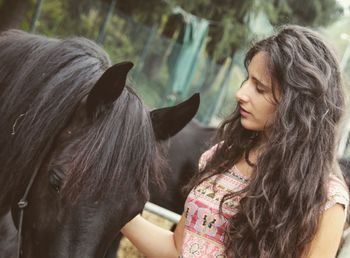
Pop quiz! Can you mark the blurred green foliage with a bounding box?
[0,0,346,124]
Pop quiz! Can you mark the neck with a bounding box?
[235,140,266,178]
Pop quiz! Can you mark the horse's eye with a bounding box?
[48,169,62,193]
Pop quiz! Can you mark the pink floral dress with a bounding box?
[180,145,349,258]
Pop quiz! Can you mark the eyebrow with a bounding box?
[247,66,271,89]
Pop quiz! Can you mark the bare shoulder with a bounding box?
[305,204,346,258]
[198,144,219,171]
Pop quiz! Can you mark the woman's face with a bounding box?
[235,51,279,132]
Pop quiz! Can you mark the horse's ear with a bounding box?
[151,93,200,141]
[86,62,133,115]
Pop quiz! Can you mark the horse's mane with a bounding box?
[0,30,162,206]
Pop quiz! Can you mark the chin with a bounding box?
[240,121,264,131]
[240,116,272,131]
[241,125,260,131]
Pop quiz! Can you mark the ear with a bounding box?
[151,93,200,141]
[86,62,133,116]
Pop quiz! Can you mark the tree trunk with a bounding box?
[0,0,31,32]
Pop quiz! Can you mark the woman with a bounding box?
[121,25,349,258]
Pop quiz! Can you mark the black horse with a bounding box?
[0,30,199,258]
[103,120,216,257]
[149,120,216,214]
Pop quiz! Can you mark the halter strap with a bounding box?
[16,163,42,258]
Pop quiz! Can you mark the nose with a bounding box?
[235,81,250,103]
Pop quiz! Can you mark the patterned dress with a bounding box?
[180,145,349,258]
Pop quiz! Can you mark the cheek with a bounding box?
[256,97,277,116]
[256,99,277,122]
[263,104,277,124]
[266,104,277,115]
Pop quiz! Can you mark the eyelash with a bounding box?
[252,79,265,93]
[255,85,265,94]
[243,75,266,94]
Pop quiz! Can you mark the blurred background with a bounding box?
[0,0,349,148]
[1,1,350,257]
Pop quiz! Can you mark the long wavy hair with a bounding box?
[187,25,346,257]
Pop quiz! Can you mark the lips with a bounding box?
[239,106,250,117]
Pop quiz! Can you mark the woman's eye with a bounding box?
[255,81,268,94]
[256,86,265,93]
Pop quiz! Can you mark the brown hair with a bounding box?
[187,25,345,257]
